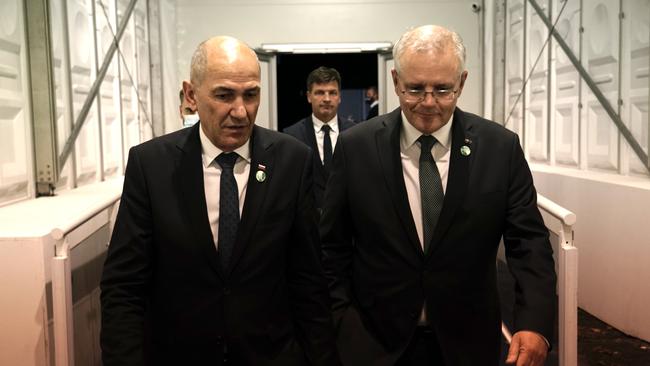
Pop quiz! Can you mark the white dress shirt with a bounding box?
[199,126,251,249]
[312,114,339,164]
[400,111,453,324]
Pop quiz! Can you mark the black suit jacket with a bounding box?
[101,123,339,366]
[321,108,556,365]
[366,104,379,120]
[283,116,355,209]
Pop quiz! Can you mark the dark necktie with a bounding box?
[418,135,444,254]
[216,153,239,271]
[322,124,332,171]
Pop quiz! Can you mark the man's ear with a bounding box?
[182,80,197,108]
[391,68,400,95]
[456,70,469,98]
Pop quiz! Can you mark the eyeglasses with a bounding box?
[399,87,459,103]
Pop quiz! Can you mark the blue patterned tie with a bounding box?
[216,153,239,271]
[418,135,444,254]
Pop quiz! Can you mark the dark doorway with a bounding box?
[276,53,378,131]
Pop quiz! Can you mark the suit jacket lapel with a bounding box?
[177,124,223,279]
[427,108,475,257]
[226,126,274,277]
[376,109,422,256]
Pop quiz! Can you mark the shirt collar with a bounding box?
[312,114,339,133]
[400,110,453,151]
[199,124,251,168]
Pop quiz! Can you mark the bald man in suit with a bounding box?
[101,36,340,366]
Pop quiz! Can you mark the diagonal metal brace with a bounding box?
[528,0,649,173]
[57,0,139,176]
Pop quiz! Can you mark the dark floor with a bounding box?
[497,260,650,365]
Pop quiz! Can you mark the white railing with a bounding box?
[502,193,577,366]
[50,193,121,366]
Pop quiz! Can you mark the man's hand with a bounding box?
[505,330,548,366]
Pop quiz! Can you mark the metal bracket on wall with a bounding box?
[25,0,59,196]
[528,0,649,173]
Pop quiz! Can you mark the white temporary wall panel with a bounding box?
[96,0,123,179]
[175,0,483,118]
[526,0,549,162]
[0,0,31,206]
[583,0,620,172]
[118,15,141,155]
[134,1,153,141]
[552,0,581,167]
[506,0,525,136]
[50,0,76,191]
[622,0,649,177]
[68,0,101,186]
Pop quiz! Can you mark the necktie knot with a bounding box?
[216,153,238,170]
[418,135,437,152]
[322,124,331,134]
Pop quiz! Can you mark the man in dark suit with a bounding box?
[100,36,340,366]
[364,86,379,120]
[283,67,355,210]
[321,25,556,366]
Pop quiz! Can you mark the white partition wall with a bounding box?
[0,1,160,364]
[96,0,123,179]
[583,0,621,172]
[0,0,32,206]
[133,0,153,142]
[51,0,75,190]
[623,0,650,177]
[499,0,650,344]
[68,0,101,187]
[526,0,549,162]
[552,0,581,167]
[505,0,525,136]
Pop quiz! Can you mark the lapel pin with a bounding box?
[256,164,267,182]
[460,145,471,156]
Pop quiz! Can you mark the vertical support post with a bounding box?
[52,240,74,366]
[147,0,164,136]
[25,0,58,196]
[558,226,578,366]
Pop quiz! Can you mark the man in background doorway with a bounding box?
[283,66,355,210]
[364,85,379,120]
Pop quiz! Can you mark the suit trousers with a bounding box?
[395,327,444,366]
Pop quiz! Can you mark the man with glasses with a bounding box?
[321,25,556,366]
